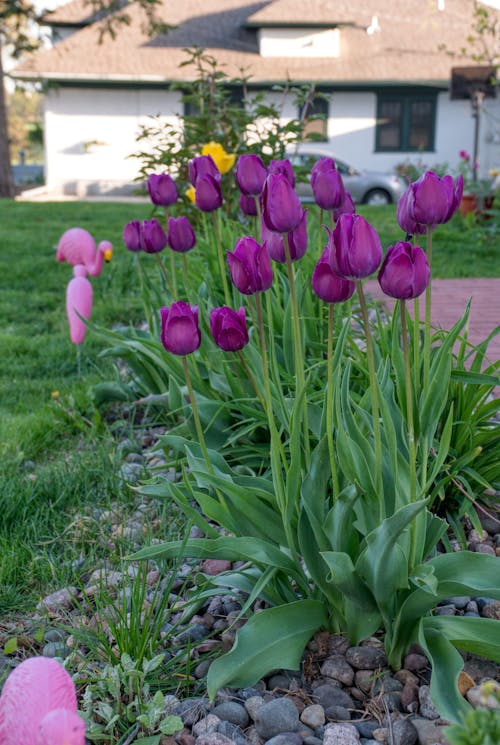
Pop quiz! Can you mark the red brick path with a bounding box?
[364,278,500,370]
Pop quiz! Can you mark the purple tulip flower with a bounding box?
[261,173,303,234]
[210,306,249,352]
[188,155,221,186]
[268,158,295,187]
[160,301,201,356]
[147,173,178,207]
[123,220,142,251]
[195,174,223,212]
[167,216,196,253]
[140,218,167,253]
[227,236,273,295]
[397,188,426,236]
[235,154,268,196]
[239,193,258,216]
[312,244,356,303]
[403,171,464,227]
[328,213,382,280]
[378,241,430,300]
[311,157,345,210]
[333,190,356,222]
[261,210,308,263]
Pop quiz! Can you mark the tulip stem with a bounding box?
[401,301,417,503]
[327,304,340,497]
[237,351,266,412]
[423,225,433,396]
[182,356,212,473]
[182,254,189,280]
[356,280,383,503]
[170,251,178,297]
[154,253,173,295]
[212,211,231,306]
[283,233,310,468]
[413,295,420,392]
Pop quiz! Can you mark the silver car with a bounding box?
[286,145,407,205]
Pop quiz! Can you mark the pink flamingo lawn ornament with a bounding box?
[56,227,112,374]
[0,656,86,744]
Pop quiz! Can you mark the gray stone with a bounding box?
[392,719,418,745]
[410,717,449,745]
[196,735,237,745]
[174,697,210,726]
[465,600,479,613]
[355,670,376,694]
[42,641,68,658]
[164,694,180,713]
[434,605,456,616]
[360,740,378,745]
[325,705,351,721]
[418,686,440,720]
[352,721,379,738]
[403,654,428,672]
[312,683,354,710]
[119,462,143,483]
[37,586,77,613]
[303,738,323,745]
[323,723,361,745]
[268,673,298,690]
[192,715,221,737]
[300,705,325,729]
[372,727,388,742]
[474,596,495,611]
[345,646,387,670]
[263,735,302,745]
[174,624,209,645]
[372,675,403,695]
[444,596,470,609]
[217,720,248,745]
[321,655,355,686]
[212,702,250,729]
[245,695,265,721]
[194,660,212,679]
[44,629,68,643]
[254,698,300,739]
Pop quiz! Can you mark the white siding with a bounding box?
[258,28,340,58]
[44,87,183,194]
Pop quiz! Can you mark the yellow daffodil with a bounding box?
[489,168,499,179]
[186,186,196,203]
[51,390,60,399]
[201,141,236,174]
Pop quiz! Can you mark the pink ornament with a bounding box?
[66,266,93,344]
[0,656,85,745]
[56,227,111,277]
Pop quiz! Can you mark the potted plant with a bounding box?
[457,149,498,216]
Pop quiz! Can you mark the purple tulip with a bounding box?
[404,171,464,227]
[397,188,426,236]
[261,173,303,234]
[235,154,268,196]
[147,173,178,207]
[333,190,356,222]
[188,155,221,186]
[227,236,273,295]
[167,216,196,253]
[210,306,249,352]
[311,157,345,210]
[268,159,295,187]
[195,174,223,212]
[160,301,201,356]
[378,241,430,300]
[261,210,308,263]
[328,213,382,280]
[239,193,258,216]
[312,244,356,303]
[140,218,167,253]
[123,220,142,251]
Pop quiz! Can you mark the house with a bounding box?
[11,0,500,196]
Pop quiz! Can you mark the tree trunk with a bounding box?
[0,37,15,198]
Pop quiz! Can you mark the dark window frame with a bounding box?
[375,93,437,152]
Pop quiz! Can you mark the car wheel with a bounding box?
[364,189,391,206]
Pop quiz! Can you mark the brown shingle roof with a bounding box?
[43,0,101,25]
[14,0,496,86]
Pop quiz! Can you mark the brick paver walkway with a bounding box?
[364,278,500,372]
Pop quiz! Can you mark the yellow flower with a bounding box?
[186,186,196,203]
[201,141,236,174]
[489,168,499,179]
[51,390,60,399]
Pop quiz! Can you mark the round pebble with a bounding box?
[254,697,300,739]
[301,705,325,729]
[212,702,250,728]
[346,646,387,670]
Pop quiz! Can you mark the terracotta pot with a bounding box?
[459,193,495,217]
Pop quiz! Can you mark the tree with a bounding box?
[0,0,166,198]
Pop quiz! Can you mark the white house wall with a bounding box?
[44,86,183,195]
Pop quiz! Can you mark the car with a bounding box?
[286,144,407,205]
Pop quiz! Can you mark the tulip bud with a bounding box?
[210,306,249,352]
[311,157,345,210]
[333,190,356,222]
[160,301,201,356]
[140,219,167,253]
[167,216,196,253]
[188,155,221,186]
[261,173,303,234]
[328,213,382,279]
[195,174,223,212]
[406,171,464,226]
[378,241,430,300]
[397,188,426,236]
[261,210,308,263]
[312,244,356,303]
[227,236,273,295]
[239,193,258,216]
[235,154,268,196]
[268,159,295,187]
[123,220,142,251]
[147,173,178,207]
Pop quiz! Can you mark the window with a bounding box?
[300,97,329,141]
[376,94,436,151]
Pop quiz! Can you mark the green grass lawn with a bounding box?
[0,197,498,615]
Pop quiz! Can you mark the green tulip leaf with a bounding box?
[207,600,327,699]
[321,551,377,611]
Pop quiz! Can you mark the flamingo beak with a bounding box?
[104,248,113,262]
